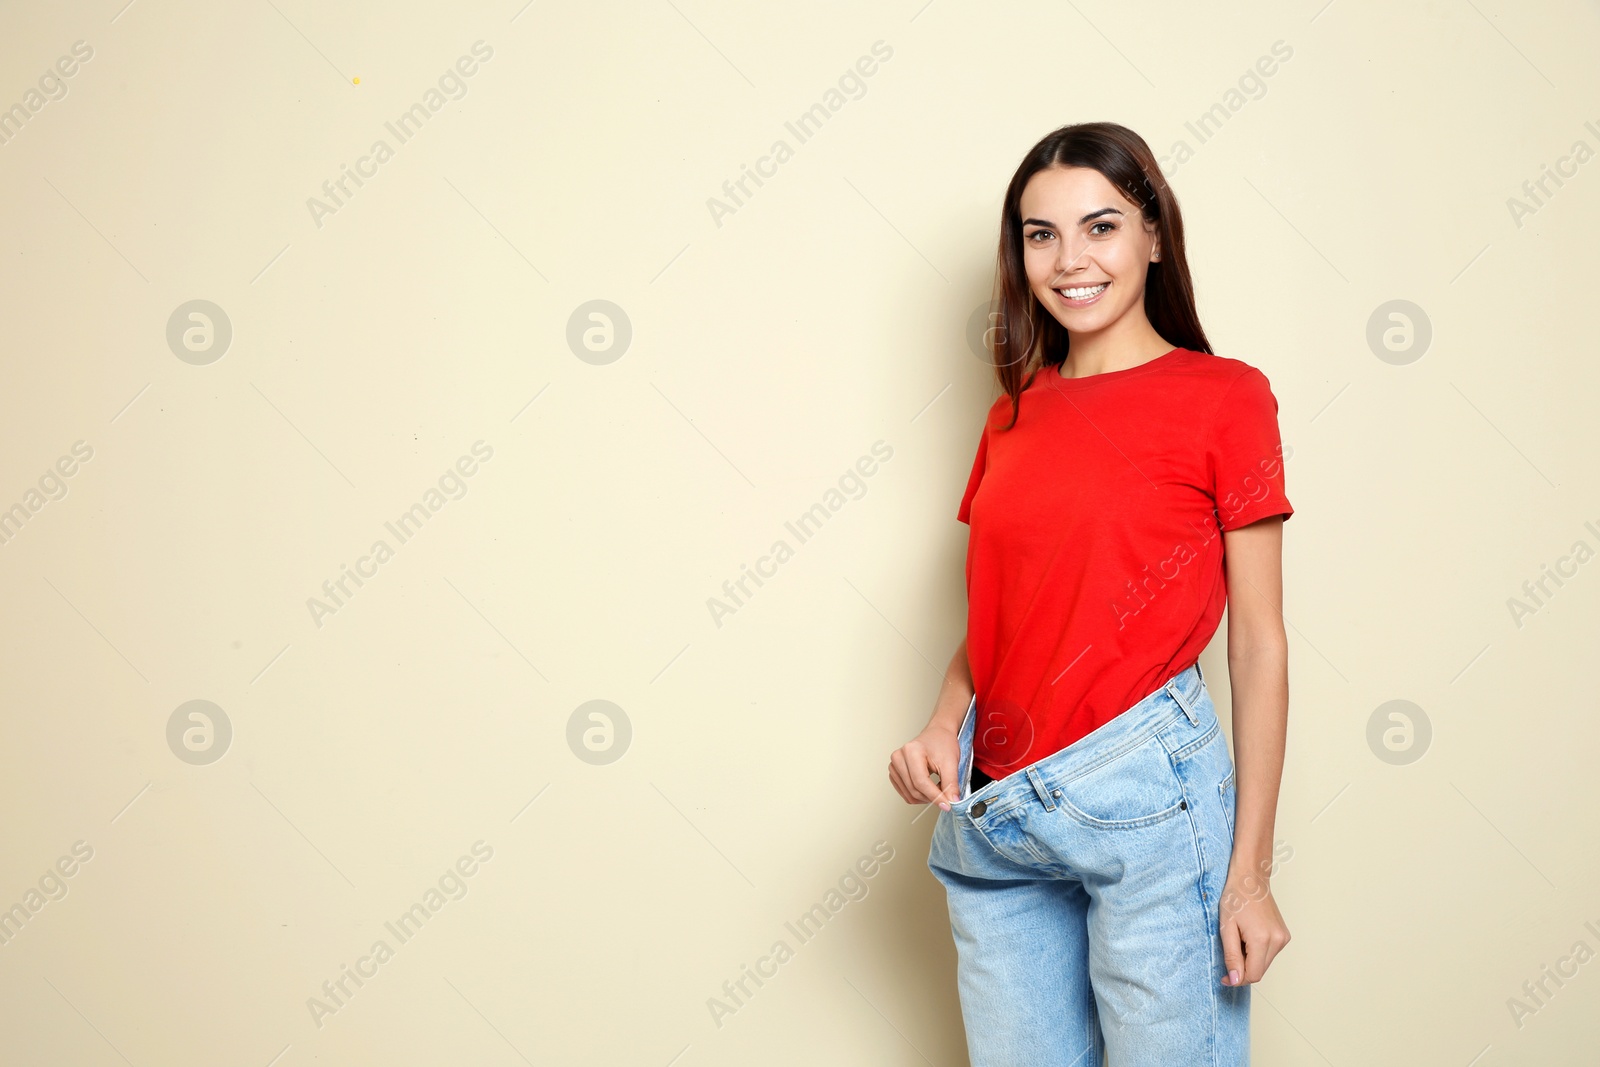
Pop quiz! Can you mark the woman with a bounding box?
[888,122,1292,1065]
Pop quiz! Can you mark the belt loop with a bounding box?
[1026,767,1056,811]
[1165,675,1200,726]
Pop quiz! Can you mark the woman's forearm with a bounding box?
[1226,640,1289,875]
[924,636,975,735]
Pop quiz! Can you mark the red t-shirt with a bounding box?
[957,347,1293,778]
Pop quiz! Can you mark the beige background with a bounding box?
[0,0,1596,1063]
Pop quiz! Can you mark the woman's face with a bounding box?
[1018,165,1160,336]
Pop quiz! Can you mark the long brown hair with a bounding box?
[984,122,1211,430]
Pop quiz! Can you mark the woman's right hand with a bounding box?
[888,724,963,811]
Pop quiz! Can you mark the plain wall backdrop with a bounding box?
[1,0,1597,1063]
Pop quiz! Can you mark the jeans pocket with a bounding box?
[955,695,976,801]
[1052,735,1187,829]
[973,804,1056,868]
[1218,767,1237,841]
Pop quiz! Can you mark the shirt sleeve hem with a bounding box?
[1218,501,1293,532]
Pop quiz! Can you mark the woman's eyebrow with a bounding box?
[1022,207,1124,228]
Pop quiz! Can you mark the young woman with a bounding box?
[888,122,1292,1065]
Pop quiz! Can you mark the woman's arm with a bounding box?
[888,637,974,810]
[927,636,975,735]
[1217,515,1292,986]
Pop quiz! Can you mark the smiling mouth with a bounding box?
[1055,282,1110,306]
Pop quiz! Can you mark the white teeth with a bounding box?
[1059,283,1108,299]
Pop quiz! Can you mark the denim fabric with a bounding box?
[927,662,1248,1066]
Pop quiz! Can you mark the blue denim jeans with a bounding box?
[927,662,1248,1066]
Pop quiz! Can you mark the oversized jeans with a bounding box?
[927,662,1249,1066]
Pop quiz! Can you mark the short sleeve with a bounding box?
[1207,367,1293,531]
[957,420,989,525]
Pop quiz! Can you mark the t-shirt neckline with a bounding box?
[1034,346,1184,390]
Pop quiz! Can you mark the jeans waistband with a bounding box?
[956,661,1210,813]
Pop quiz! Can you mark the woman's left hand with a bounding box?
[1218,860,1290,986]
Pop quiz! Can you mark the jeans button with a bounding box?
[971,800,987,817]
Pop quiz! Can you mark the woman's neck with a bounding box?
[1058,327,1176,378]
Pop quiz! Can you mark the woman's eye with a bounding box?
[1026,230,1053,243]
[1090,222,1116,235]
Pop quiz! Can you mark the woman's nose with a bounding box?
[1055,233,1088,276]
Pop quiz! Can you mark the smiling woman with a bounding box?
[890,121,1294,1066]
